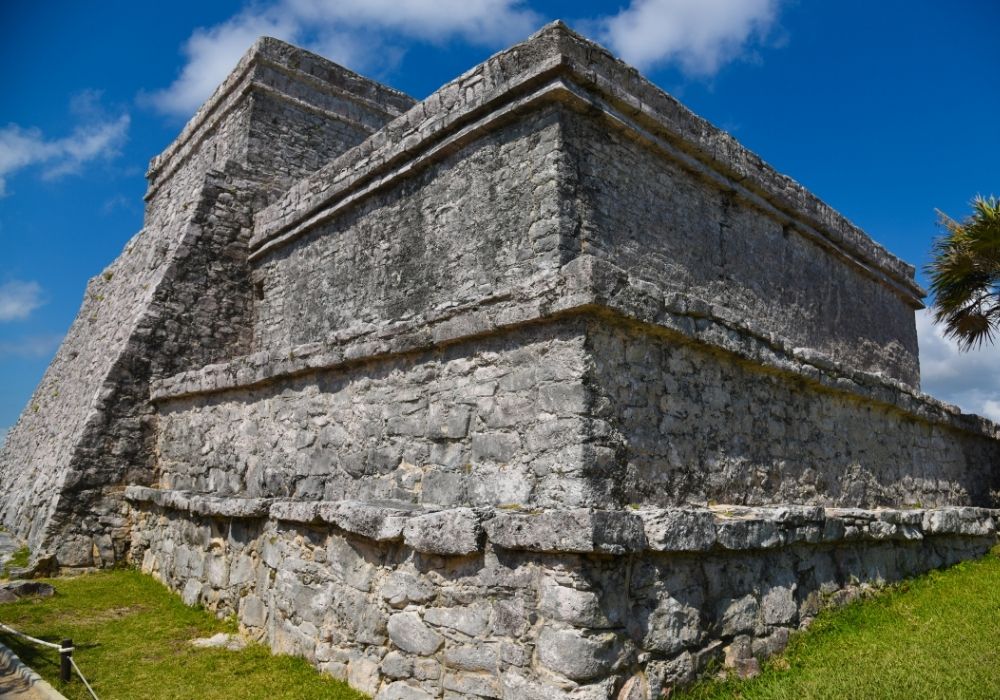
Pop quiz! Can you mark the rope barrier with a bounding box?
[0,620,99,699]
[0,622,68,652]
[68,654,100,700]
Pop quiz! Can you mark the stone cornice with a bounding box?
[125,486,999,557]
[144,37,414,202]
[148,256,997,441]
[250,22,924,305]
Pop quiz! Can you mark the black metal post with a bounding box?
[60,639,72,683]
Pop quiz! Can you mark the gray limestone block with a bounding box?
[55,535,94,568]
[715,517,783,550]
[241,594,268,627]
[348,656,381,696]
[181,579,203,606]
[715,594,759,637]
[924,508,997,536]
[381,570,437,608]
[443,671,502,698]
[538,577,610,628]
[387,611,444,656]
[498,672,559,700]
[760,584,798,626]
[645,652,695,697]
[376,681,435,700]
[484,509,645,554]
[639,509,716,551]
[634,591,704,656]
[381,651,412,679]
[535,625,628,682]
[269,500,319,523]
[443,644,500,672]
[189,495,271,519]
[124,485,157,502]
[424,603,490,637]
[320,500,417,541]
[403,508,484,555]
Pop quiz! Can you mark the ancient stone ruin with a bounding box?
[1,21,999,699]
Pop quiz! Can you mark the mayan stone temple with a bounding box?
[1,20,999,699]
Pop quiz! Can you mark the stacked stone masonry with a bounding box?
[1,21,998,699]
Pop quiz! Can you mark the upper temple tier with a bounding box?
[246,21,925,387]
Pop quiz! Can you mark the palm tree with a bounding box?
[926,195,1000,350]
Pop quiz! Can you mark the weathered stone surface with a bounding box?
[640,509,716,551]
[4,15,1000,700]
[377,681,435,700]
[387,612,444,656]
[485,510,646,554]
[424,604,491,637]
[536,625,627,681]
[189,633,247,651]
[0,581,55,600]
[403,509,483,555]
[321,501,416,541]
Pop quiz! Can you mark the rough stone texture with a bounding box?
[0,37,413,565]
[2,19,1000,700]
[127,499,996,698]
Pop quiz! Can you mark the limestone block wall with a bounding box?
[587,318,1000,509]
[150,305,1000,517]
[125,489,999,699]
[563,112,921,385]
[0,37,414,567]
[249,21,925,388]
[250,105,573,352]
[155,323,598,509]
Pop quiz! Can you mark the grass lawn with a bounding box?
[676,546,1000,700]
[0,569,366,700]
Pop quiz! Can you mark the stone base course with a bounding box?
[127,487,997,698]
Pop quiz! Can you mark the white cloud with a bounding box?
[0,333,63,359]
[0,92,129,196]
[0,426,7,448]
[146,0,541,117]
[594,0,782,75]
[0,281,44,322]
[917,308,1000,421]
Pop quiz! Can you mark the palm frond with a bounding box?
[926,195,1000,350]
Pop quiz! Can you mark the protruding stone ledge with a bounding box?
[484,509,647,554]
[148,256,999,442]
[124,487,1000,556]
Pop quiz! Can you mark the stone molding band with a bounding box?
[125,486,999,558]
[148,257,999,442]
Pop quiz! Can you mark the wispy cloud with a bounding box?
[593,0,783,75]
[0,90,130,196]
[917,308,1000,421]
[145,0,541,117]
[0,281,44,322]
[0,333,63,360]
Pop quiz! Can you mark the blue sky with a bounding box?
[1,0,998,442]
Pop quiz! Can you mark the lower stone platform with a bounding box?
[125,487,998,698]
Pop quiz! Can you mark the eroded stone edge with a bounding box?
[124,487,1000,557]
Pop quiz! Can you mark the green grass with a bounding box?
[2,545,30,577]
[676,547,1000,700]
[0,570,367,700]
